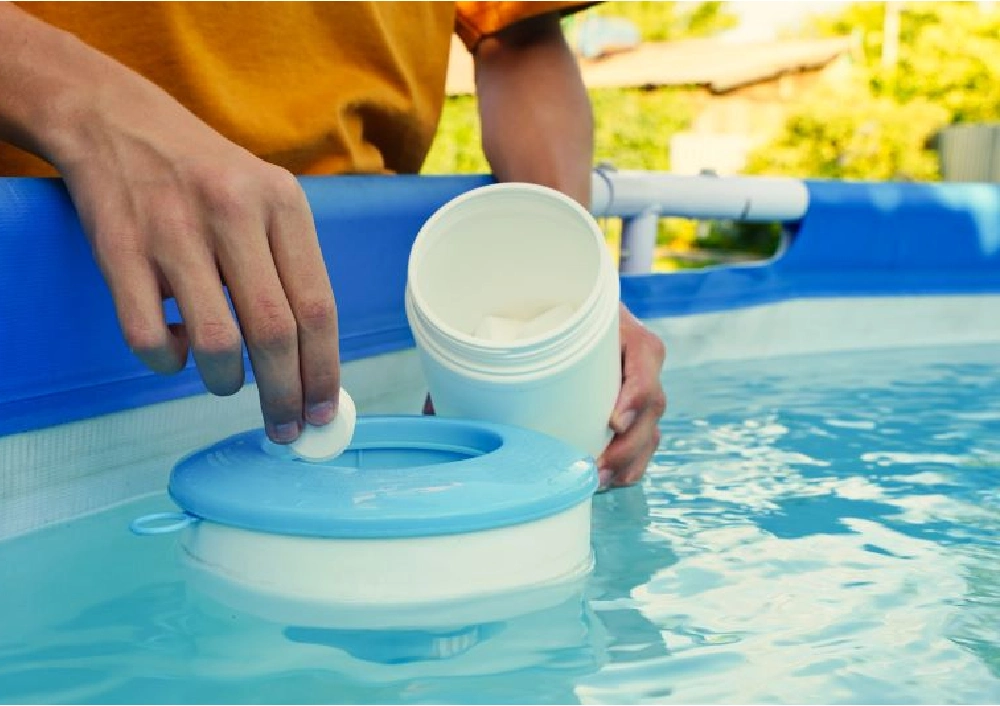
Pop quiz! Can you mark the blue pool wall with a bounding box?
[2,176,999,436]
[623,180,1000,319]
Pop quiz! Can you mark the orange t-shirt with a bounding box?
[3,1,589,177]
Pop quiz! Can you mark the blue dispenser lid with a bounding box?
[169,416,597,539]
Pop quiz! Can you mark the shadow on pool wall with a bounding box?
[2,175,1000,437]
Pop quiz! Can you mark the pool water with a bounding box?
[2,343,1000,704]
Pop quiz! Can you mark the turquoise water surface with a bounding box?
[2,343,999,704]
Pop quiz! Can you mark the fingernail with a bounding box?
[614,409,637,434]
[597,468,612,492]
[306,401,336,426]
[271,421,300,444]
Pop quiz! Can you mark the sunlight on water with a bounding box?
[2,343,999,704]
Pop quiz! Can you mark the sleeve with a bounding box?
[454,1,597,53]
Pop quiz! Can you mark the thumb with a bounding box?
[610,383,640,435]
[610,314,666,434]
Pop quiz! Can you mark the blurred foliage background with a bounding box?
[746,1,1000,180]
[424,1,715,177]
[423,1,1000,270]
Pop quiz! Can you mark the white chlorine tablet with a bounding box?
[290,388,357,462]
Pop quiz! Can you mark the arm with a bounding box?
[473,12,593,208]
[472,12,666,489]
[0,3,340,443]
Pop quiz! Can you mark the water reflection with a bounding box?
[176,549,606,700]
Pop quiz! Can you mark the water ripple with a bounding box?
[3,344,1000,703]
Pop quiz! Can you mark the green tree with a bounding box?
[582,1,737,42]
[748,1,1000,181]
[746,80,949,181]
[813,1,1000,123]
[422,96,490,175]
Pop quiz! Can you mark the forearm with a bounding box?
[473,12,593,208]
[0,2,182,174]
[0,3,97,166]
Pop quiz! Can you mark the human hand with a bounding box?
[597,304,667,490]
[46,55,340,444]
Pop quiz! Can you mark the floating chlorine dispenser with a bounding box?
[132,411,597,608]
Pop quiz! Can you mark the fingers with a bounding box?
[206,168,340,443]
[56,89,336,441]
[156,227,245,398]
[598,418,661,488]
[265,175,341,428]
[598,305,667,489]
[218,259,301,442]
[99,244,188,375]
[207,188,304,443]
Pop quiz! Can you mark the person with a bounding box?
[0,1,665,489]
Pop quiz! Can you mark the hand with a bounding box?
[597,304,667,490]
[423,303,667,490]
[44,50,340,444]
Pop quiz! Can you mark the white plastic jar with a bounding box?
[405,182,620,458]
